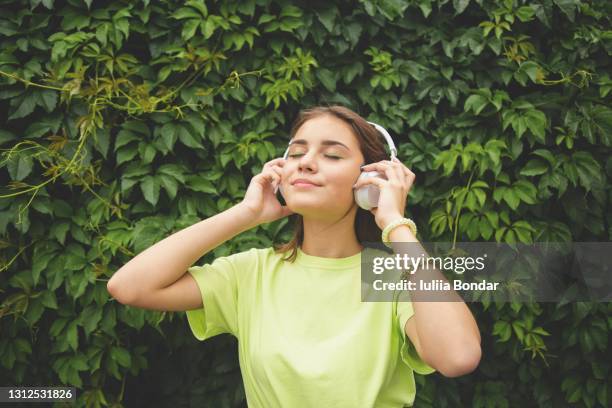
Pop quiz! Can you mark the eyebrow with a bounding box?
[288,139,350,151]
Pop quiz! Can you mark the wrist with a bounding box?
[233,203,260,230]
[380,213,404,229]
[381,217,418,246]
[388,223,418,242]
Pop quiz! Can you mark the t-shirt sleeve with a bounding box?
[396,300,437,375]
[185,254,240,340]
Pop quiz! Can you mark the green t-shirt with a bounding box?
[185,246,435,407]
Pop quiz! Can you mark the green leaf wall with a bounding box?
[1,0,610,407]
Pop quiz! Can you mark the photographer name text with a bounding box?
[372,278,500,291]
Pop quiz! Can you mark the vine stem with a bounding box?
[0,242,34,273]
[452,168,475,250]
[118,374,126,403]
[0,69,65,91]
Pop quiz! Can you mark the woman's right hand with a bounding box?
[240,158,294,225]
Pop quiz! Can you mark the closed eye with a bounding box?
[288,154,341,160]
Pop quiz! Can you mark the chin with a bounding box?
[288,199,351,218]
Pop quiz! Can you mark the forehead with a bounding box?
[291,115,359,148]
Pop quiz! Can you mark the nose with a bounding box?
[297,151,318,173]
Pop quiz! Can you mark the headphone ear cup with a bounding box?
[354,172,381,210]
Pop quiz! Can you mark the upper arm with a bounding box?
[404,315,425,361]
[113,272,203,312]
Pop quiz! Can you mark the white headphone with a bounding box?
[275,121,398,210]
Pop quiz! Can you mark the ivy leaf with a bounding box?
[116,145,138,165]
[342,22,362,48]
[37,89,58,112]
[123,120,150,136]
[139,143,156,164]
[520,159,548,176]
[524,109,547,142]
[516,6,535,22]
[502,189,519,210]
[93,128,110,159]
[8,91,37,120]
[178,124,203,149]
[140,175,160,206]
[342,62,363,84]
[464,94,488,115]
[182,19,200,41]
[160,123,178,151]
[79,305,103,336]
[158,174,178,200]
[65,321,78,352]
[115,129,140,151]
[553,0,577,22]
[316,6,337,32]
[519,61,540,83]
[479,216,494,240]
[158,164,186,183]
[185,175,217,194]
[172,7,201,20]
[513,180,538,204]
[590,106,612,137]
[453,0,470,14]
[7,154,33,181]
[316,68,336,92]
[493,321,511,342]
[532,149,556,166]
[111,347,132,368]
[0,129,16,144]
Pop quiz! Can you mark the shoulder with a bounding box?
[222,246,286,269]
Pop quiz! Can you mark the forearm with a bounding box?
[388,225,481,368]
[108,203,257,299]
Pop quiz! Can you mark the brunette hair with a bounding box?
[273,105,390,262]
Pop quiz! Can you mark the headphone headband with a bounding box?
[367,121,397,160]
[282,121,398,161]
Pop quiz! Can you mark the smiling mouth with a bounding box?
[293,182,320,188]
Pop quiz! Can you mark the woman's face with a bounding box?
[281,114,365,219]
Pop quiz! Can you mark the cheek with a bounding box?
[328,173,359,198]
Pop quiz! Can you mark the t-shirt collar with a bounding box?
[295,247,362,269]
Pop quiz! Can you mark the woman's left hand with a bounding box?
[353,157,416,230]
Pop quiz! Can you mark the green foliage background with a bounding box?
[1,0,611,407]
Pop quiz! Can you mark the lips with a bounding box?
[291,178,321,186]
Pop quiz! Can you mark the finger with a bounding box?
[360,160,395,172]
[272,166,286,190]
[398,164,415,184]
[390,158,414,179]
[261,169,280,188]
[383,161,404,186]
[391,162,405,186]
[383,158,413,187]
[270,164,284,176]
[264,158,287,168]
[373,160,401,186]
[406,168,416,184]
[353,176,386,190]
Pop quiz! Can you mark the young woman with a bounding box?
[107,105,481,407]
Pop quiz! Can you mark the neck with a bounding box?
[300,206,363,258]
